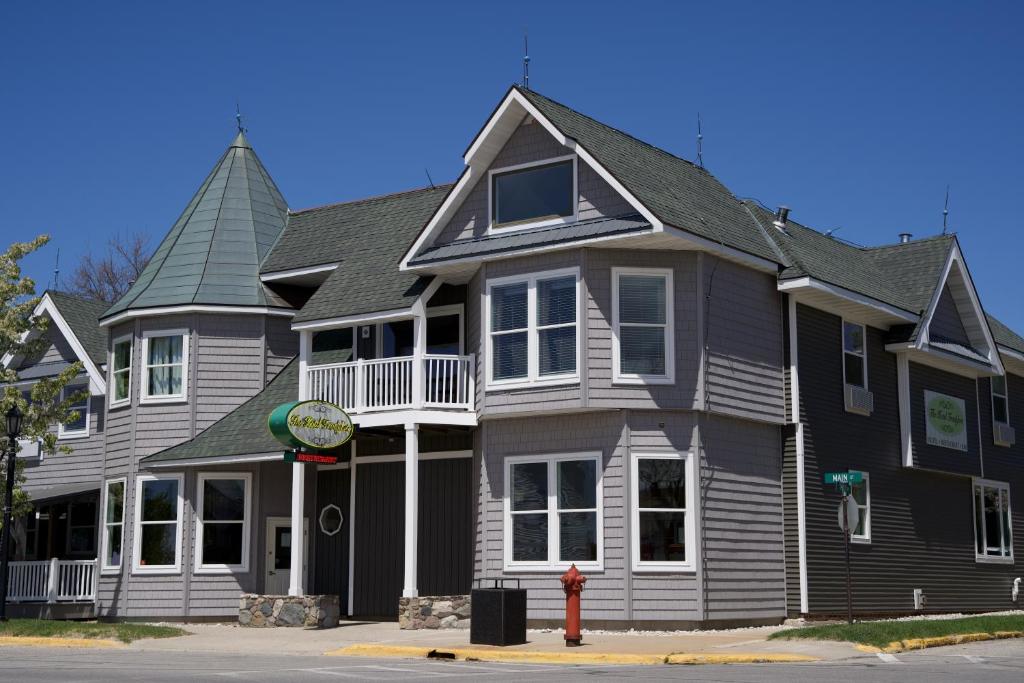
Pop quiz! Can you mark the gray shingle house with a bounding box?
[5,85,1022,626]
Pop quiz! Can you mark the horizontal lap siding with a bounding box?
[22,395,105,491]
[704,257,785,424]
[909,362,982,476]
[797,304,1019,614]
[195,316,265,432]
[782,425,800,615]
[264,316,297,384]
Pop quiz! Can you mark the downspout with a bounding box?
[788,296,809,615]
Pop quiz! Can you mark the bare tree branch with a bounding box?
[68,231,152,302]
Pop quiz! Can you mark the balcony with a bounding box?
[306,354,476,425]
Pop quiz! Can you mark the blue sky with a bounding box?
[2,1,1022,330]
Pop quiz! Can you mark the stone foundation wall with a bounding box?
[398,595,471,629]
[239,594,340,628]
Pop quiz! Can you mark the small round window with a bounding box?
[319,504,344,536]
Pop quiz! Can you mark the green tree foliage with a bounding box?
[1,236,88,522]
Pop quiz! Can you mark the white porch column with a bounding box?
[298,330,311,400]
[402,422,419,598]
[288,462,305,597]
[412,315,425,409]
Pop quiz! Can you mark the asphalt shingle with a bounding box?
[47,291,110,367]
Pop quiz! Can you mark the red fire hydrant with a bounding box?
[560,563,587,646]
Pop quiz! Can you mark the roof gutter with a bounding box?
[143,452,284,469]
[100,305,295,328]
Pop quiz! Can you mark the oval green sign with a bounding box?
[927,395,965,435]
[268,400,353,451]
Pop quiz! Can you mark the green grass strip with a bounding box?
[0,619,187,644]
[769,614,1024,648]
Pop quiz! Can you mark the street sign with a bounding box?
[837,496,860,534]
[284,451,340,465]
[824,471,863,485]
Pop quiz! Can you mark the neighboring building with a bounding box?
[4,86,1021,625]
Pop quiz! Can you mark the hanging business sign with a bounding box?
[924,390,968,452]
[268,400,353,451]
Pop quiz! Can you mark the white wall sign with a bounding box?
[924,390,968,452]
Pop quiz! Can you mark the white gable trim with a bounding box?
[917,241,1003,374]
[399,88,663,271]
[778,277,919,323]
[2,294,107,395]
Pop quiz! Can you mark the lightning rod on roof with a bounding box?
[522,32,530,90]
[696,113,704,169]
[51,247,60,291]
[235,101,246,134]
[942,185,950,234]
[424,168,436,189]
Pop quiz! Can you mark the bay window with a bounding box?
[142,331,188,402]
[195,473,251,573]
[505,453,602,570]
[101,479,125,572]
[111,335,133,405]
[133,474,184,573]
[487,269,579,388]
[973,479,1013,562]
[631,452,695,571]
[613,268,674,383]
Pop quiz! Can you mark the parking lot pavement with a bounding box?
[0,639,1022,682]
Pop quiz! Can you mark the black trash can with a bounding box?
[470,579,527,646]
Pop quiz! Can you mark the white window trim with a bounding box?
[503,451,604,572]
[630,451,696,572]
[849,471,871,545]
[991,375,1010,426]
[132,473,185,574]
[194,472,252,574]
[487,155,578,234]
[972,478,1014,564]
[612,267,675,385]
[842,319,868,391]
[485,267,581,390]
[101,477,126,574]
[140,329,189,404]
[57,384,90,439]
[109,334,133,407]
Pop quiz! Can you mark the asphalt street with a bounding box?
[1,639,1023,682]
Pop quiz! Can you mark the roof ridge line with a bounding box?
[290,183,454,215]
[191,146,239,305]
[864,233,956,251]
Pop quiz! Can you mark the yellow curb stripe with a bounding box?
[881,631,1024,653]
[0,636,124,649]
[327,643,818,666]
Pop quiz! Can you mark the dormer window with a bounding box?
[58,384,89,439]
[490,156,576,231]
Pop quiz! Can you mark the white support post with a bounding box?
[288,463,305,597]
[298,330,311,401]
[402,422,419,598]
[412,316,425,409]
[347,440,357,617]
[46,557,59,604]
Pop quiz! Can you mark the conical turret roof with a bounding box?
[103,131,289,320]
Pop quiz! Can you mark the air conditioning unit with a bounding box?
[844,384,874,416]
[913,588,927,611]
[994,422,1016,448]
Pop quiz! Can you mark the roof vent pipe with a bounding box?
[899,232,912,244]
[773,206,790,229]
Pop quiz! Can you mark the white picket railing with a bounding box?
[307,354,475,414]
[6,558,97,603]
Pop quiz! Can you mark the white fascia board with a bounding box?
[32,294,106,395]
[100,305,295,328]
[411,277,444,317]
[661,225,778,274]
[353,410,478,429]
[779,277,919,323]
[143,452,284,468]
[260,263,339,282]
[999,345,1024,364]
[888,343,1000,378]
[291,307,415,332]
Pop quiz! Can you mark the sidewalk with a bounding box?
[129,620,862,664]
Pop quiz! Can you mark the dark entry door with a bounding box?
[314,469,351,613]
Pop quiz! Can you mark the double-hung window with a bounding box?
[58,384,89,438]
[973,479,1013,562]
[101,479,125,573]
[631,452,695,571]
[490,156,577,231]
[992,375,1010,425]
[195,473,252,573]
[505,453,602,570]
[842,321,867,389]
[133,474,184,573]
[141,331,188,402]
[487,269,579,388]
[613,268,674,383]
[110,335,133,405]
[849,471,871,543]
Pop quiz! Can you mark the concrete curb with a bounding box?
[854,630,1024,654]
[0,636,125,649]
[327,643,819,665]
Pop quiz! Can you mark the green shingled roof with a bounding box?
[988,315,1024,355]
[143,358,297,464]
[103,132,289,319]
[274,185,451,324]
[47,291,110,367]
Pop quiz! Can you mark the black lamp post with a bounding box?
[0,404,24,621]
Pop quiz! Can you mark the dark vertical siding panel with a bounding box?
[418,459,473,595]
[314,469,350,611]
[353,462,404,617]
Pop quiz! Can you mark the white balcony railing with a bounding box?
[307,354,475,414]
[6,558,97,603]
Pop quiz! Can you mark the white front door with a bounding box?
[265,517,308,595]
